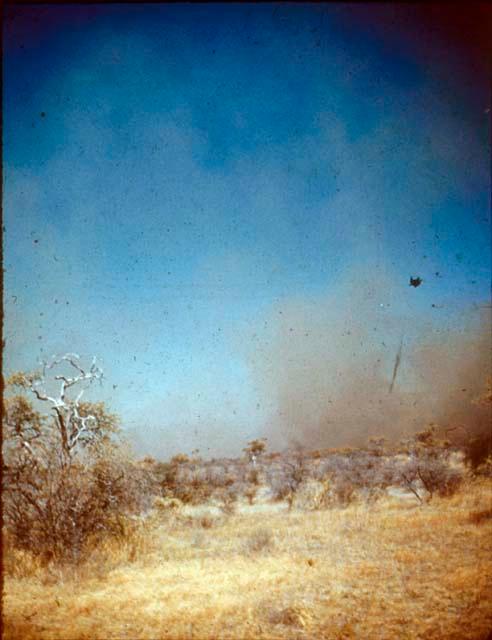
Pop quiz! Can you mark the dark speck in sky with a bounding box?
[409,276,423,288]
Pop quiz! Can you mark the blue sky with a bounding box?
[3,5,490,457]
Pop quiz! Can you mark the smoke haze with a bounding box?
[243,267,491,451]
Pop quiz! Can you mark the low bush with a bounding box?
[218,487,238,515]
[244,527,274,554]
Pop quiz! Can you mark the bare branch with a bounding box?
[68,404,97,450]
[30,354,103,406]
[400,472,423,504]
[30,384,58,405]
[19,354,105,460]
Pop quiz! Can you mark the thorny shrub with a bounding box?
[4,440,153,564]
[395,426,464,502]
[3,358,153,564]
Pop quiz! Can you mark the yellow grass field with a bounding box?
[3,479,492,640]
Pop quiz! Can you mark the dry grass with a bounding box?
[3,479,492,640]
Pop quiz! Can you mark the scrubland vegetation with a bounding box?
[3,357,492,639]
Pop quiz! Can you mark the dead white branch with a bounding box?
[24,354,104,459]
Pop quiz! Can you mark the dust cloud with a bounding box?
[244,267,491,451]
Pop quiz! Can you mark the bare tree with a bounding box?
[394,426,463,503]
[273,448,308,510]
[3,354,146,563]
[8,354,108,464]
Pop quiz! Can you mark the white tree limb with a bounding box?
[23,354,104,459]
